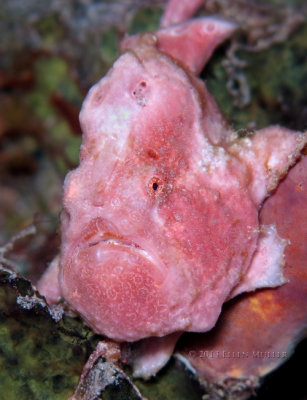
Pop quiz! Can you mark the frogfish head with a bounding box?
[59,33,258,342]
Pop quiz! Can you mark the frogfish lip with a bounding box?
[85,236,166,281]
[60,233,168,341]
[88,236,141,251]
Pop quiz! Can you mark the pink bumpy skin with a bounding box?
[38,16,306,343]
[178,154,307,391]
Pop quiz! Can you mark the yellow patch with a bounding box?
[66,181,80,199]
[248,293,283,321]
[229,367,243,378]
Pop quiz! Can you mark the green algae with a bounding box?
[100,28,121,65]
[0,269,100,400]
[0,268,204,400]
[34,14,64,48]
[102,378,145,400]
[129,7,163,35]
[131,359,205,400]
[28,57,82,170]
[206,22,307,131]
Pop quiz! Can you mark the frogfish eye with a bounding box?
[149,176,163,195]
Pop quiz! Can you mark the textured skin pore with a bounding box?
[37,2,306,353]
[179,154,307,387]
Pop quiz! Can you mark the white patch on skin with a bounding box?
[173,213,182,221]
[151,207,165,229]
[137,248,159,266]
[228,225,288,299]
[96,248,103,261]
[192,130,230,174]
[111,198,121,208]
[132,333,181,379]
[241,137,252,147]
[103,105,132,140]
[84,102,135,162]
[174,353,197,375]
[267,153,279,169]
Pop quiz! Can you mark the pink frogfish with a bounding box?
[38,0,306,379]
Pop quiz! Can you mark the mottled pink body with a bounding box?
[38,0,306,376]
[178,154,307,394]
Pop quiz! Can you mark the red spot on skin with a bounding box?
[132,81,148,106]
[147,149,159,159]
